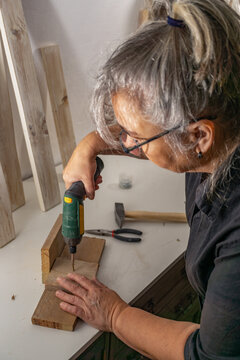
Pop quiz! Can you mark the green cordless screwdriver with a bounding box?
[62,156,104,271]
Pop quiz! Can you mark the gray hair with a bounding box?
[91,0,240,197]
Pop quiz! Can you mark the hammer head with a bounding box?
[115,202,125,228]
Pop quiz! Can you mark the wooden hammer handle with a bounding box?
[125,211,187,223]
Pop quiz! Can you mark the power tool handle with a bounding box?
[66,156,104,198]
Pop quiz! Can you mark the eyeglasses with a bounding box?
[119,116,217,158]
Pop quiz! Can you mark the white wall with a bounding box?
[14,0,144,178]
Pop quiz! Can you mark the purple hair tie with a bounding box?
[167,15,185,28]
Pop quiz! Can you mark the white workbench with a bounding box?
[0,155,189,360]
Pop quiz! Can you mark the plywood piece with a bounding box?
[45,257,98,289]
[0,37,25,211]
[0,162,15,247]
[61,236,105,263]
[40,45,76,168]
[41,213,106,283]
[32,289,77,331]
[0,0,60,211]
[41,214,64,283]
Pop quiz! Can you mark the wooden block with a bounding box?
[0,0,61,211]
[45,257,98,289]
[32,289,77,331]
[41,214,106,283]
[41,214,64,283]
[34,215,105,331]
[61,236,105,263]
[0,162,15,248]
[40,45,76,168]
[0,37,25,211]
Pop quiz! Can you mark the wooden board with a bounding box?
[0,162,15,247]
[34,213,105,331]
[0,37,25,211]
[45,258,98,289]
[41,214,105,283]
[61,236,105,263]
[32,289,77,331]
[0,0,61,211]
[40,45,76,168]
[41,214,64,283]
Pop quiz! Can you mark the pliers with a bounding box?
[85,228,142,242]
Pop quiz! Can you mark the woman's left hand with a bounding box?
[56,273,129,332]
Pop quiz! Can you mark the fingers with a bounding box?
[59,301,85,319]
[57,276,87,298]
[67,273,95,290]
[56,290,85,307]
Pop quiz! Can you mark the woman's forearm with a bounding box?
[113,306,200,360]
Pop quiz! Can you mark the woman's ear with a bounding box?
[187,120,215,156]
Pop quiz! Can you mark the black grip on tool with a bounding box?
[114,228,143,235]
[113,234,142,242]
[65,156,104,200]
[113,228,142,242]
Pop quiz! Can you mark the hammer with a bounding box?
[115,202,187,228]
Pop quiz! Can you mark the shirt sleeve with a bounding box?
[184,242,240,359]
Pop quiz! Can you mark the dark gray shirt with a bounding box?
[184,147,240,359]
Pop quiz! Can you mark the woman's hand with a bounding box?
[63,133,103,199]
[56,274,129,332]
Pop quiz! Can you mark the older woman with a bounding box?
[56,0,240,359]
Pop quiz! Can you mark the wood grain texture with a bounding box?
[34,217,105,331]
[40,45,76,168]
[61,236,105,263]
[0,0,60,211]
[45,257,98,289]
[41,214,106,283]
[0,162,15,247]
[41,214,64,283]
[32,289,77,331]
[0,37,25,211]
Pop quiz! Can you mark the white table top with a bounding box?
[0,155,189,360]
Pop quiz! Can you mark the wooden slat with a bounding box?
[41,214,64,283]
[40,45,76,168]
[32,289,78,331]
[0,0,60,211]
[41,214,106,283]
[34,218,105,331]
[0,36,25,211]
[0,162,15,247]
[45,258,98,289]
[61,236,105,263]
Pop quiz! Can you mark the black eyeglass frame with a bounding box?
[119,116,217,155]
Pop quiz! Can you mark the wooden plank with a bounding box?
[40,45,76,168]
[0,162,15,247]
[41,214,64,283]
[34,229,105,331]
[32,289,77,331]
[41,213,105,283]
[61,236,105,263]
[0,36,25,211]
[0,0,61,211]
[45,257,98,289]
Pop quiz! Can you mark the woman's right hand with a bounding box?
[63,132,103,200]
